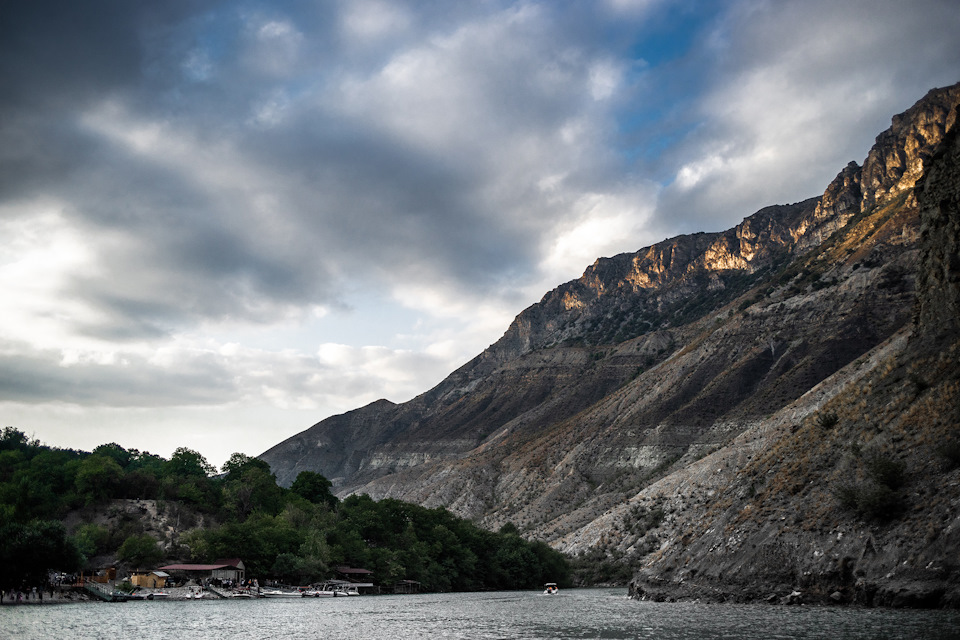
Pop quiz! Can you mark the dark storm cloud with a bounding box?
[1,1,144,107]
[242,120,533,285]
[3,0,631,345]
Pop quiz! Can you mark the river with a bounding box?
[2,588,959,639]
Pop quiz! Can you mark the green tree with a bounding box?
[223,465,283,520]
[25,449,82,508]
[161,448,219,509]
[290,470,338,508]
[92,443,134,468]
[74,523,111,560]
[0,427,34,452]
[117,533,164,569]
[128,449,166,474]
[193,513,303,577]
[270,552,306,582]
[166,447,216,477]
[298,528,331,581]
[74,455,124,505]
[0,520,82,591]
[221,452,273,478]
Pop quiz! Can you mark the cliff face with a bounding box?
[626,115,960,607]
[260,83,960,604]
[914,109,960,341]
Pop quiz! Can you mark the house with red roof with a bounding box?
[158,559,245,584]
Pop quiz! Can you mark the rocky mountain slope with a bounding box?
[261,83,960,604]
[626,106,960,608]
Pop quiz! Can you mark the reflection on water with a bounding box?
[2,588,960,640]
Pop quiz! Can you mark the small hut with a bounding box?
[394,580,421,594]
[131,571,169,589]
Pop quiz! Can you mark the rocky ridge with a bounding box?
[260,83,960,605]
[627,115,960,607]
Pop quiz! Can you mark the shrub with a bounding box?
[834,454,906,521]
[864,454,906,490]
[909,372,930,397]
[854,484,903,520]
[936,441,960,471]
[816,411,839,430]
[834,482,903,520]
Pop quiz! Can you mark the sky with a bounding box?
[2,0,958,469]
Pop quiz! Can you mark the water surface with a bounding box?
[3,588,959,639]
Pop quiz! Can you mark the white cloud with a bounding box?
[655,0,960,233]
[674,152,728,190]
[315,341,455,403]
[341,0,412,41]
[589,60,623,101]
[0,204,102,351]
[541,188,658,280]
[389,281,520,357]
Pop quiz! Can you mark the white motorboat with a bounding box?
[543,583,558,595]
[261,590,302,598]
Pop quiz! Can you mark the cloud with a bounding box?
[341,0,413,41]
[1,0,958,462]
[652,0,960,234]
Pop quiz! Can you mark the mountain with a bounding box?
[625,89,960,608]
[261,83,960,605]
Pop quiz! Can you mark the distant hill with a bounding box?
[261,83,960,606]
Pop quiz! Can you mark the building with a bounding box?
[334,566,377,594]
[335,566,373,582]
[393,580,421,594]
[131,571,169,589]
[211,559,245,583]
[158,559,245,585]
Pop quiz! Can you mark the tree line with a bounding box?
[0,427,570,593]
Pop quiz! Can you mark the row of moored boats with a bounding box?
[256,584,361,598]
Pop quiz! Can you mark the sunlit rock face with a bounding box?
[261,83,960,605]
[861,85,960,212]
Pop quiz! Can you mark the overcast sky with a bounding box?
[3,0,958,469]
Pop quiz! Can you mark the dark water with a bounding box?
[2,588,960,639]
